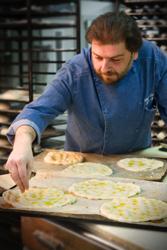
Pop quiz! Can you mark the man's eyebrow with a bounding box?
[92,51,124,59]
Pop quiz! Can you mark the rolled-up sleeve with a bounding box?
[7,119,41,145]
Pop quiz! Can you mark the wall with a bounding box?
[80,0,115,49]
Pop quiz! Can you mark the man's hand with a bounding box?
[6,125,36,193]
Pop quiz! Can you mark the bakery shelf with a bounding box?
[120,0,167,145]
[0,60,67,65]
[49,119,68,126]
[31,71,55,75]
[124,0,167,3]
[0,23,77,29]
[0,49,77,53]
[0,86,28,90]
[143,38,167,41]
[0,36,78,42]
[0,75,29,80]
[138,25,167,29]
[127,12,167,16]
[40,138,65,150]
[0,155,10,161]
[41,129,65,140]
[152,138,167,142]
[0,122,13,126]
[0,61,28,66]
[0,109,21,115]
[151,125,167,129]
[0,145,12,150]
[32,60,66,63]
[0,0,80,158]
[0,10,77,19]
[0,100,29,104]
[32,36,77,40]
[0,0,78,6]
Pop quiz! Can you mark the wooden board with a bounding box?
[33,149,167,181]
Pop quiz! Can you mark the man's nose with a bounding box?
[101,60,110,72]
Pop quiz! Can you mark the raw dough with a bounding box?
[68,179,141,200]
[0,90,21,100]
[0,102,10,110]
[0,138,10,146]
[63,162,113,177]
[3,187,76,209]
[0,126,9,136]
[100,197,167,222]
[0,114,10,123]
[117,158,164,172]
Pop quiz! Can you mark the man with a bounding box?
[6,12,167,192]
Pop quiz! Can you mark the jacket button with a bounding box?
[104,109,110,114]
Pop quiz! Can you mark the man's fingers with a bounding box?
[18,169,29,191]
[27,167,33,181]
[9,164,25,193]
[6,147,34,193]
[7,157,30,193]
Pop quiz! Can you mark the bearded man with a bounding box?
[6,12,167,192]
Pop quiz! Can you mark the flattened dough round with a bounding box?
[100,197,167,222]
[44,151,84,165]
[3,188,76,209]
[68,179,141,200]
[117,158,164,172]
[63,162,113,176]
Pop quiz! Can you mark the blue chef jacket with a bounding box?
[7,40,167,155]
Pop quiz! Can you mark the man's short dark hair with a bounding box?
[86,11,143,52]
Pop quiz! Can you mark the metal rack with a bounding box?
[121,0,167,146]
[0,0,80,161]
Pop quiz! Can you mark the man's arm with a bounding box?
[6,125,36,193]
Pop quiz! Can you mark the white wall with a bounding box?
[80,0,115,49]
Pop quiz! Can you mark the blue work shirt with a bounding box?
[7,40,167,155]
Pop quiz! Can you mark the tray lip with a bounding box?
[0,207,167,232]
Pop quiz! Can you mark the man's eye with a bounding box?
[111,59,121,62]
[96,57,102,60]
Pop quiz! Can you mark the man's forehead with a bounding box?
[92,51,124,59]
[91,41,128,58]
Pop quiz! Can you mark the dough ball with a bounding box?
[1,90,22,100]
[0,127,9,136]
[0,138,10,146]
[0,115,10,123]
[0,102,10,110]
[0,149,8,156]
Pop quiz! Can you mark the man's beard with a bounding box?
[94,54,133,86]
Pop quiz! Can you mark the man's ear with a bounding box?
[133,52,138,60]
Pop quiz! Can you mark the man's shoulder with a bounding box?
[139,40,160,59]
[67,48,92,75]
